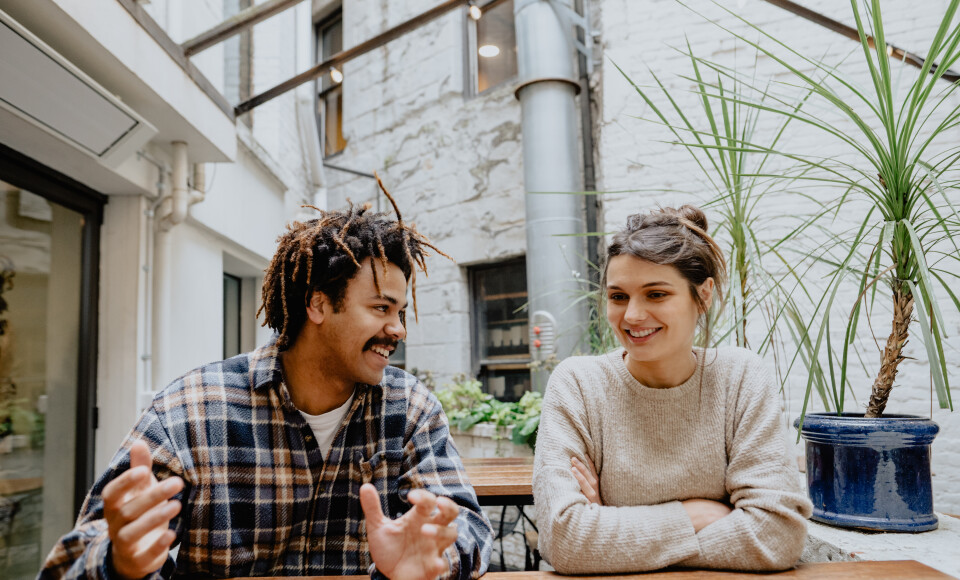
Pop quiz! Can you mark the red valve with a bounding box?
[534,339,542,348]
[533,326,541,335]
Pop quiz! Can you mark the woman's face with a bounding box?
[605,255,713,377]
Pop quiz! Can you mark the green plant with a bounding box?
[616,43,826,363]
[435,375,543,449]
[683,0,960,418]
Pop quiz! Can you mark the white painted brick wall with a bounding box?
[329,0,527,381]
[323,0,960,514]
[594,0,960,514]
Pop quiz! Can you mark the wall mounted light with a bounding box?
[478,44,500,58]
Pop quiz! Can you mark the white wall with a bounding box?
[593,0,960,513]
[327,0,528,379]
[90,0,315,467]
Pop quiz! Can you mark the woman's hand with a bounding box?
[571,456,602,505]
[681,499,732,532]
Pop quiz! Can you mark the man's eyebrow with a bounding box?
[373,294,408,309]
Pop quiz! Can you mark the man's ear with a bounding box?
[305,290,328,325]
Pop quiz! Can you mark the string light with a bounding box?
[468,1,482,20]
[330,67,343,84]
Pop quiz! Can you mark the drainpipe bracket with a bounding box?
[517,0,596,74]
[514,76,581,100]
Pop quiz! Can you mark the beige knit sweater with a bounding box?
[533,347,812,573]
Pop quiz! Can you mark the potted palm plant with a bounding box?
[677,0,960,531]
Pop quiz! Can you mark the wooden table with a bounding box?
[241,559,952,578]
[462,457,533,507]
[462,457,537,569]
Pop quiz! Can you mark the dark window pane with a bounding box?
[316,11,346,157]
[223,274,241,358]
[471,259,529,401]
[323,86,346,157]
[476,0,518,93]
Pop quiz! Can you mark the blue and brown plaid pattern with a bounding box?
[39,336,493,580]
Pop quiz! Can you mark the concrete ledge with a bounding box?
[801,513,960,578]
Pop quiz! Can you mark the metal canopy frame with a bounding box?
[182,0,305,57]
[234,0,469,116]
[763,0,959,84]
[172,0,959,118]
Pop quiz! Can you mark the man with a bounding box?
[40,196,493,580]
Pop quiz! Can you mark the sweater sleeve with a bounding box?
[533,362,701,573]
[679,356,813,571]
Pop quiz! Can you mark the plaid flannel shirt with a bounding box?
[39,336,493,580]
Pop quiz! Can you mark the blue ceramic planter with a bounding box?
[794,413,940,532]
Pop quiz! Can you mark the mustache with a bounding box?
[363,337,399,351]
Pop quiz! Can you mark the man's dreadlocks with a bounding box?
[258,175,452,350]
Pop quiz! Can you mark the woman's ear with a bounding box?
[305,290,327,325]
[698,277,715,310]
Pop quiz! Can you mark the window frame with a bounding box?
[315,7,347,158]
[468,258,531,401]
[464,0,519,97]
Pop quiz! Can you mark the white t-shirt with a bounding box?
[299,391,355,457]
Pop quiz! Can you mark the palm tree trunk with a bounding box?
[864,285,914,418]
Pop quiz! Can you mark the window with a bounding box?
[223,273,241,358]
[223,0,253,127]
[0,143,104,580]
[468,0,518,94]
[390,340,405,370]
[316,9,346,157]
[470,259,530,401]
[222,254,260,359]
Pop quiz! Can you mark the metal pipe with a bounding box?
[235,0,469,115]
[514,0,589,389]
[182,0,306,57]
[160,141,189,231]
[574,0,599,276]
[762,0,959,83]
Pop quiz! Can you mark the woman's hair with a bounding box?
[258,176,451,351]
[602,205,727,347]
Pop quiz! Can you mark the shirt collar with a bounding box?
[250,333,284,391]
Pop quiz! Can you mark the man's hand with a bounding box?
[102,440,184,580]
[571,456,602,505]
[360,483,459,580]
[681,499,732,532]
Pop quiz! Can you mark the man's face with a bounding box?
[314,257,408,387]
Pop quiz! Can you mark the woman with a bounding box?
[533,206,812,573]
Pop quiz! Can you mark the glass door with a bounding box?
[0,144,102,580]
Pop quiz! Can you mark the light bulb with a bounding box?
[330,67,344,84]
[478,44,500,58]
[469,4,482,20]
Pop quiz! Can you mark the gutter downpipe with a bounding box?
[514,0,589,390]
[149,142,205,402]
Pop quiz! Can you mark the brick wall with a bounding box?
[594,0,960,514]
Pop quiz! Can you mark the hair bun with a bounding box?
[677,204,708,233]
